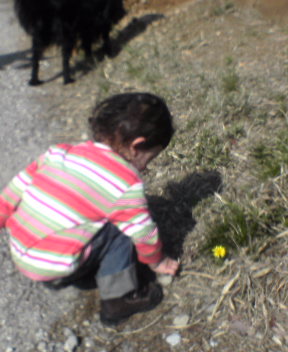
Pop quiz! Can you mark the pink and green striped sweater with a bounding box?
[0,141,163,281]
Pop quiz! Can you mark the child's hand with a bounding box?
[149,257,180,276]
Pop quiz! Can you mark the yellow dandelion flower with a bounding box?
[212,245,227,258]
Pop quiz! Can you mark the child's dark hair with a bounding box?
[88,92,174,150]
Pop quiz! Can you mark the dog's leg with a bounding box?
[29,35,43,86]
[61,38,75,85]
[81,34,93,60]
[101,27,113,57]
[81,33,95,66]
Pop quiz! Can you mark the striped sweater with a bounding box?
[0,141,163,281]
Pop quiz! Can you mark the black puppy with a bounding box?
[14,0,126,85]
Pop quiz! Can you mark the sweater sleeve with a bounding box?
[110,182,164,264]
[0,155,44,228]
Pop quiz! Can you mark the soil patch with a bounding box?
[236,0,288,20]
[125,0,194,12]
[126,0,288,22]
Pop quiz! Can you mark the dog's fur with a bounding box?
[14,0,126,85]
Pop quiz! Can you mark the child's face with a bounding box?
[130,145,162,172]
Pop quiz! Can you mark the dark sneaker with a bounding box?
[100,282,163,326]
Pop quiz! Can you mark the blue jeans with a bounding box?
[44,223,138,299]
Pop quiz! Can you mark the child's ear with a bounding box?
[130,137,146,156]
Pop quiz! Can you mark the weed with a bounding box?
[98,78,111,95]
[273,93,288,119]
[221,92,252,121]
[251,144,281,179]
[185,119,197,131]
[225,56,234,66]
[250,132,288,180]
[191,129,230,168]
[246,28,262,38]
[203,202,259,251]
[126,61,145,79]
[224,123,246,140]
[211,1,234,16]
[222,69,240,93]
[199,87,252,124]
[201,194,286,256]
[143,69,163,86]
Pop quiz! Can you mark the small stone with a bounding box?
[64,335,79,352]
[82,320,90,327]
[50,342,65,352]
[155,171,164,178]
[255,332,264,339]
[35,329,49,342]
[272,335,283,346]
[173,314,189,327]
[63,327,74,337]
[37,341,48,352]
[83,337,95,348]
[165,332,181,346]
[209,339,219,347]
[81,133,88,140]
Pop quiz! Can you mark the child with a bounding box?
[0,92,179,326]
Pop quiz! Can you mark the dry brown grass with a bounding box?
[43,0,288,351]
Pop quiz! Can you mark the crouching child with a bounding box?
[0,92,179,326]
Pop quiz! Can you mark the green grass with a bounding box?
[202,201,260,251]
[190,129,231,168]
[202,195,287,257]
[189,70,251,124]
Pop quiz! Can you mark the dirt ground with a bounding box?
[125,0,288,19]
[3,0,288,351]
[125,0,193,13]
[235,0,288,20]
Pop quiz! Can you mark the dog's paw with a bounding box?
[64,77,75,85]
[29,78,43,86]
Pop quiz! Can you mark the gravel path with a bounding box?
[0,1,84,351]
[0,0,54,188]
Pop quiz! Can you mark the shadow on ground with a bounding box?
[148,170,223,259]
[0,49,30,70]
[74,13,165,81]
[109,13,165,56]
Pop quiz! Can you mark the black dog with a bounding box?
[14,0,126,85]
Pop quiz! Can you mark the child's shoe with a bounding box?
[100,282,163,326]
